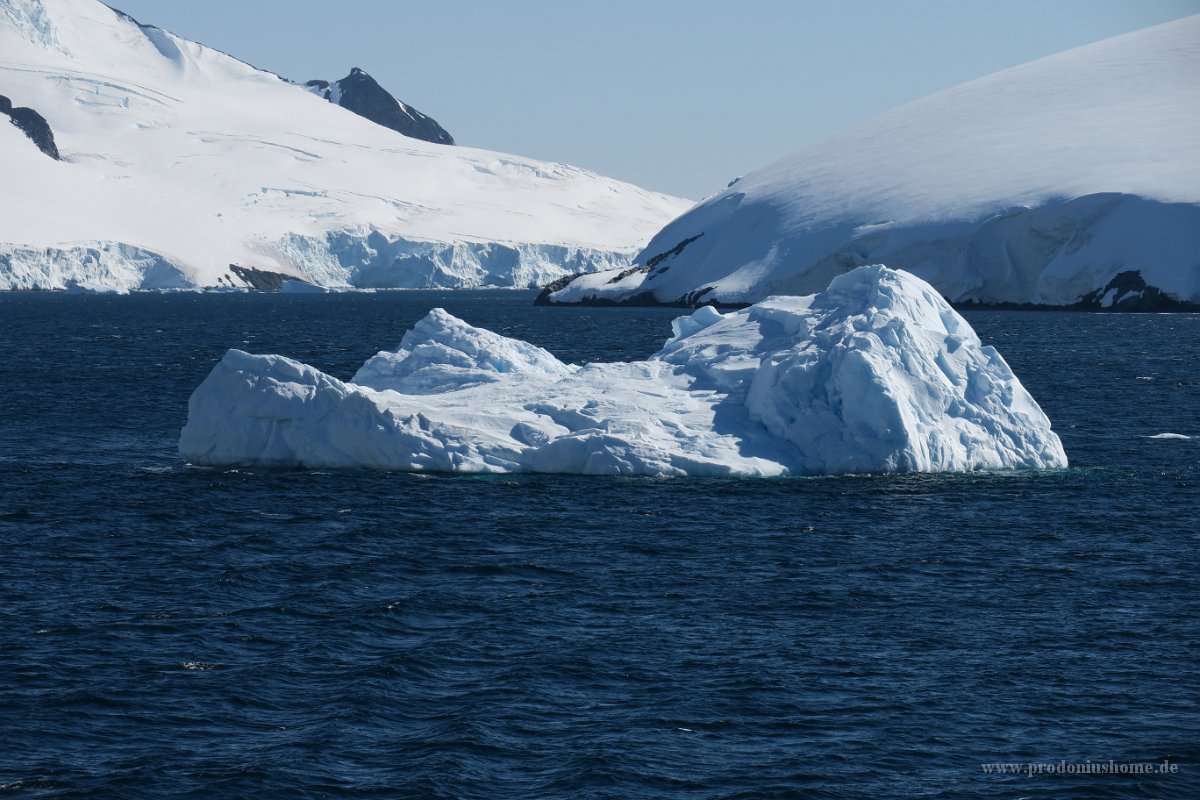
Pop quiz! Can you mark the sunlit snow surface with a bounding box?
[179,266,1067,476]
[549,15,1200,307]
[0,0,690,291]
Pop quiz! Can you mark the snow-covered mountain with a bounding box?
[305,68,454,146]
[0,0,691,291]
[542,16,1200,309]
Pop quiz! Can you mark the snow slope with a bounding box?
[544,15,1200,308]
[0,0,691,291]
[179,265,1067,476]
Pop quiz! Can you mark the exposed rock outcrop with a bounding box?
[306,68,454,145]
[1,94,59,159]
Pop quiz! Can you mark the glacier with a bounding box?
[542,15,1200,309]
[179,266,1067,476]
[0,0,691,292]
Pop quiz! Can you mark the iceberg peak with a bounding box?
[350,307,572,395]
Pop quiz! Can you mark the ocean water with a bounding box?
[0,290,1197,799]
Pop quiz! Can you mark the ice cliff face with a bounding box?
[543,15,1200,309]
[305,68,454,146]
[0,0,691,292]
[179,266,1067,476]
[0,0,59,49]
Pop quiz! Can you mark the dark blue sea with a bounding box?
[1,290,1197,799]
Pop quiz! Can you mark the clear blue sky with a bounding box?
[109,0,1199,199]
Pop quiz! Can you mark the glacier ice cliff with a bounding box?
[179,266,1067,477]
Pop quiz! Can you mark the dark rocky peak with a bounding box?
[1075,270,1197,312]
[306,67,454,146]
[0,94,59,159]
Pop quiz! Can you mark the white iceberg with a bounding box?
[179,266,1067,476]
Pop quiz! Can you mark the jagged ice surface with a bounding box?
[179,266,1067,476]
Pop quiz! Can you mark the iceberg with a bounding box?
[179,266,1067,476]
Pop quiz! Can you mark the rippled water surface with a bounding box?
[1,291,1197,798]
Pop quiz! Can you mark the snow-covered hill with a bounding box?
[0,0,691,291]
[542,16,1200,309]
